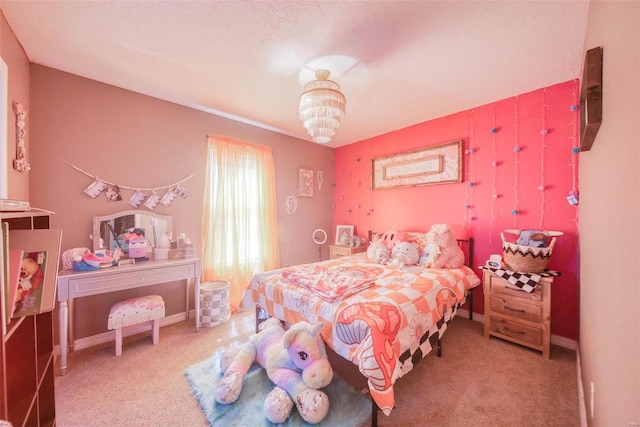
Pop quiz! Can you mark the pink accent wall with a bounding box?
[334,80,579,340]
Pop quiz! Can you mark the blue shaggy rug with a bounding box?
[184,349,371,426]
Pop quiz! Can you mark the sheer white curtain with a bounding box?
[201,135,280,311]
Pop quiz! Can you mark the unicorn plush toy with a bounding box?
[215,318,334,424]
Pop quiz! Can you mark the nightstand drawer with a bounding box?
[489,275,543,302]
[489,295,543,323]
[329,245,366,259]
[487,316,543,347]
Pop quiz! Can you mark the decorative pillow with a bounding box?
[403,231,428,252]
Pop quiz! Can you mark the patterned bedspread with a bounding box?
[240,253,481,416]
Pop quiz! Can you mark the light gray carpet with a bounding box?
[54,310,580,426]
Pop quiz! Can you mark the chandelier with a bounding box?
[298,69,346,144]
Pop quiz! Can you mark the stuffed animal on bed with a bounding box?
[424,224,465,268]
[367,236,391,264]
[214,318,333,424]
[388,241,420,269]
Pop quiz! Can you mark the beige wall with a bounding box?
[1,10,29,200]
[579,1,640,425]
[27,65,334,340]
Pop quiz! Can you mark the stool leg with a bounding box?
[115,327,123,356]
[152,319,160,345]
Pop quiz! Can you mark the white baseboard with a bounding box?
[459,309,578,350]
[54,312,188,356]
[576,347,588,426]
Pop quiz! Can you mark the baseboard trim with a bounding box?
[576,347,588,426]
[54,312,188,356]
[460,309,578,350]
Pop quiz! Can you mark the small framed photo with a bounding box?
[298,168,314,197]
[335,224,354,245]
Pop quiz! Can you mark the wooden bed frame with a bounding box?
[253,232,476,426]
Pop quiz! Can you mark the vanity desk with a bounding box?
[57,210,202,375]
[57,257,201,374]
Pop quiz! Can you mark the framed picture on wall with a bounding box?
[371,140,462,190]
[298,168,314,197]
[335,224,354,245]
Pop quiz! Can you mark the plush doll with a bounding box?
[348,235,366,247]
[419,242,440,266]
[215,318,333,424]
[388,241,420,269]
[424,224,465,268]
[379,230,406,251]
[367,237,390,264]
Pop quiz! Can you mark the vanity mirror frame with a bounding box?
[92,210,172,254]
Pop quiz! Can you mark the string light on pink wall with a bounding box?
[511,96,521,229]
[489,105,499,243]
[538,88,549,227]
[463,111,476,228]
[568,79,580,232]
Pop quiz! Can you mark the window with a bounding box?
[201,135,280,311]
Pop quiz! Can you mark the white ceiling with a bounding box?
[0,1,590,148]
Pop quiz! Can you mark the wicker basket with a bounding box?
[501,230,559,273]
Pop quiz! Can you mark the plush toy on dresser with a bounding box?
[423,224,465,268]
[214,318,333,424]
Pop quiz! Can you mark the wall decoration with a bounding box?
[579,46,603,151]
[83,180,107,198]
[128,191,147,208]
[316,170,324,191]
[143,193,161,210]
[371,140,462,190]
[12,102,30,172]
[286,195,298,214]
[104,184,122,202]
[335,224,354,245]
[60,158,195,208]
[298,168,314,197]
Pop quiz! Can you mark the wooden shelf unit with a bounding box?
[1,211,56,426]
[329,244,366,259]
[483,269,553,359]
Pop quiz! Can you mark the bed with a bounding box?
[240,230,480,421]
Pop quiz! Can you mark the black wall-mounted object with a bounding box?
[580,46,603,152]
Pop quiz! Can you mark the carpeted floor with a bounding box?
[184,349,370,426]
[54,310,580,426]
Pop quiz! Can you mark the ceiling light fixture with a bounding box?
[298,69,346,144]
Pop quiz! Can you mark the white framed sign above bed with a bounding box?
[371,140,462,190]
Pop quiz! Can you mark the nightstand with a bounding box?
[483,269,552,358]
[329,244,366,259]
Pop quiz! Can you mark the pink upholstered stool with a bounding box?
[107,295,165,356]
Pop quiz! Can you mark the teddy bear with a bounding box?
[424,224,465,268]
[388,241,420,269]
[367,236,391,264]
[419,242,440,266]
[214,318,333,424]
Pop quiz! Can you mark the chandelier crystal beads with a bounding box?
[298,69,346,144]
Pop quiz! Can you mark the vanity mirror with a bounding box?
[92,210,172,255]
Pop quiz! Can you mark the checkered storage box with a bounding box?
[199,280,230,327]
